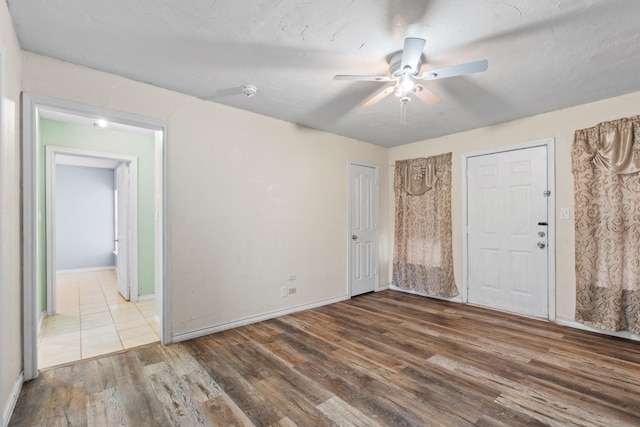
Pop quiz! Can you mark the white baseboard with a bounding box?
[377,283,391,291]
[390,285,463,302]
[173,295,350,343]
[380,289,640,342]
[555,318,640,342]
[57,266,115,273]
[137,294,155,302]
[3,371,23,427]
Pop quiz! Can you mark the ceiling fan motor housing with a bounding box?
[389,51,421,77]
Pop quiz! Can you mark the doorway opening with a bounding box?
[38,148,158,368]
[23,93,171,380]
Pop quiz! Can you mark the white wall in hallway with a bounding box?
[56,164,116,270]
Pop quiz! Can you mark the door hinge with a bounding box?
[543,190,551,197]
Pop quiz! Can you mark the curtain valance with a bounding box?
[394,157,441,196]
[574,115,640,175]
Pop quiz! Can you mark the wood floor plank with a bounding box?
[239,340,334,406]
[86,388,128,427]
[251,376,330,427]
[8,375,52,426]
[115,383,173,427]
[45,368,87,427]
[10,290,640,426]
[316,396,381,427]
[187,337,285,426]
[201,393,256,426]
[144,361,213,426]
[112,349,174,426]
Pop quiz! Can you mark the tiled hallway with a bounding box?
[37,269,159,369]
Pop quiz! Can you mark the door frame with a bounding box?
[0,42,5,410]
[22,93,172,380]
[114,160,135,301]
[347,161,380,297]
[461,138,556,320]
[45,146,139,315]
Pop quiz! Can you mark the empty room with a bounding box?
[2,1,640,426]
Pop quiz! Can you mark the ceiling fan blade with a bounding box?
[419,59,488,80]
[334,75,393,82]
[401,37,426,73]
[413,85,441,105]
[360,86,395,108]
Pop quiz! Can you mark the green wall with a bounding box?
[39,118,156,311]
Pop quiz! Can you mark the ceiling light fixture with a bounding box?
[399,75,415,95]
[95,119,108,128]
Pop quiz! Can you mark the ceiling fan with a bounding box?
[334,37,488,109]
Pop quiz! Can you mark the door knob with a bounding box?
[537,241,546,249]
[352,234,358,241]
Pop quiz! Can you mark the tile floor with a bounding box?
[38,269,159,369]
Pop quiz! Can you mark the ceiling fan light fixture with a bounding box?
[399,75,415,94]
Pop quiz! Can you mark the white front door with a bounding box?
[115,162,130,300]
[467,146,549,318]
[349,163,378,296]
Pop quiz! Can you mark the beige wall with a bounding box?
[1,0,23,416]
[388,91,640,320]
[21,52,389,336]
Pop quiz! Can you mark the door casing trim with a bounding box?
[45,146,139,314]
[22,93,172,381]
[461,138,556,321]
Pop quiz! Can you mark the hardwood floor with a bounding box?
[10,290,640,426]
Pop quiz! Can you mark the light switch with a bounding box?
[560,208,570,220]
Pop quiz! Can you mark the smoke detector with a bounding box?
[241,85,258,98]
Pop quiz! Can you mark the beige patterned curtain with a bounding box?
[572,115,640,333]
[393,153,458,297]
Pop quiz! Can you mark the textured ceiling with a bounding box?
[8,0,640,147]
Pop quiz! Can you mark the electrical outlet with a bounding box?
[288,274,296,281]
[281,286,288,297]
[289,287,297,295]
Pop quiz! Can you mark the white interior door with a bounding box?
[467,146,549,318]
[349,163,378,296]
[115,162,130,300]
